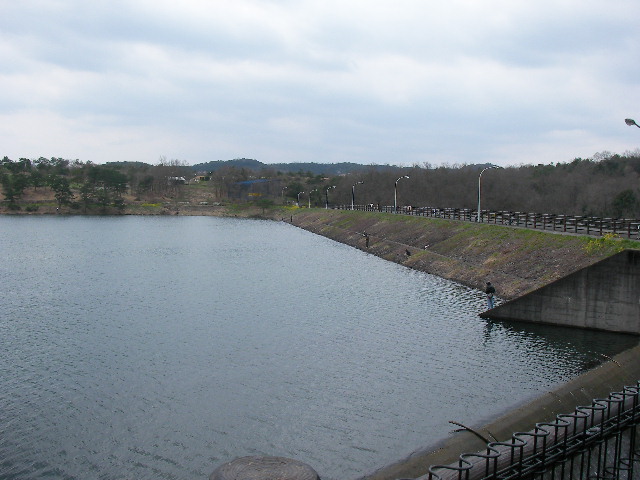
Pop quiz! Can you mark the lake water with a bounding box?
[0,216,637,480]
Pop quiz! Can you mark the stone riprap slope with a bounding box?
[290,209,638,299]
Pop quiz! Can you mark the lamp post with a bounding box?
[477,166,499,223]
[281,186,287,204]
[351,181,364,210]
[394,175,409,213]
[297,191,304,207]
[325,185,336,209]
[625,118,640,129]
[308,188,317,209]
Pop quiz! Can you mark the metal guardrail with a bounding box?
[334,205,640,239]
[425,382,640,480]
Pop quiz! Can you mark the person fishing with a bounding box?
[485,282,496,309]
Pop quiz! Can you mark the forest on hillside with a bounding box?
[1,150,640,218]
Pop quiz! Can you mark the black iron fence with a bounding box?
[334,205,640,239]
[426,383,640,480]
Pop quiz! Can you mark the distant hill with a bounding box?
[191,158,405,175]
[104,161,154,169]
[191,158,264,172]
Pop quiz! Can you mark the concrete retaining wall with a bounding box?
[480,249,640,335]
[358,342,640,480]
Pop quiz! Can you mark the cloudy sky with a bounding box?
[1,1,639,167]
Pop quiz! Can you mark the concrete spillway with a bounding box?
[480,249,640,335]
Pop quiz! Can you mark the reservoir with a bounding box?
[0,215,637,480]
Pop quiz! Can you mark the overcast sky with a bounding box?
[1,1,639,167]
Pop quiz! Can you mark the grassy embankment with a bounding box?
[288,208,640,299]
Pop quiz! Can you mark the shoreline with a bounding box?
[5,206,633,300]
[5,206,638,480]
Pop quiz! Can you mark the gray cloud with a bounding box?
[1,0,638,166]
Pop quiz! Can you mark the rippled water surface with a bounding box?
[1,216,637,480]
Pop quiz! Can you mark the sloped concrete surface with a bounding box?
[358,342,640,480]
[480,249,640,334]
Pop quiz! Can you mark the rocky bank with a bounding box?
[288,209,639,300]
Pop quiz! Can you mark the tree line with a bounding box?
[0,157,184,212]
[336,151,640,218]
[1,150,640,218]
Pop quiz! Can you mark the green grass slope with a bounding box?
[291,209,640,299]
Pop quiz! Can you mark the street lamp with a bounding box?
[325,185,336,209]
[477,166,500,223]
[281,186,287,204]
[625,118,640,129]
[308,188,317,209]
[297,191,304,207]
[351,181,364,210]
[394,175,409,213]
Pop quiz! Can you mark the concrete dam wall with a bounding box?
[358,342,640,480]
[481,249,640,335]
[289,211,640,334]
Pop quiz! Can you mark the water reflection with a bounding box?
[0,216,637,480]
[482,318,637,373]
